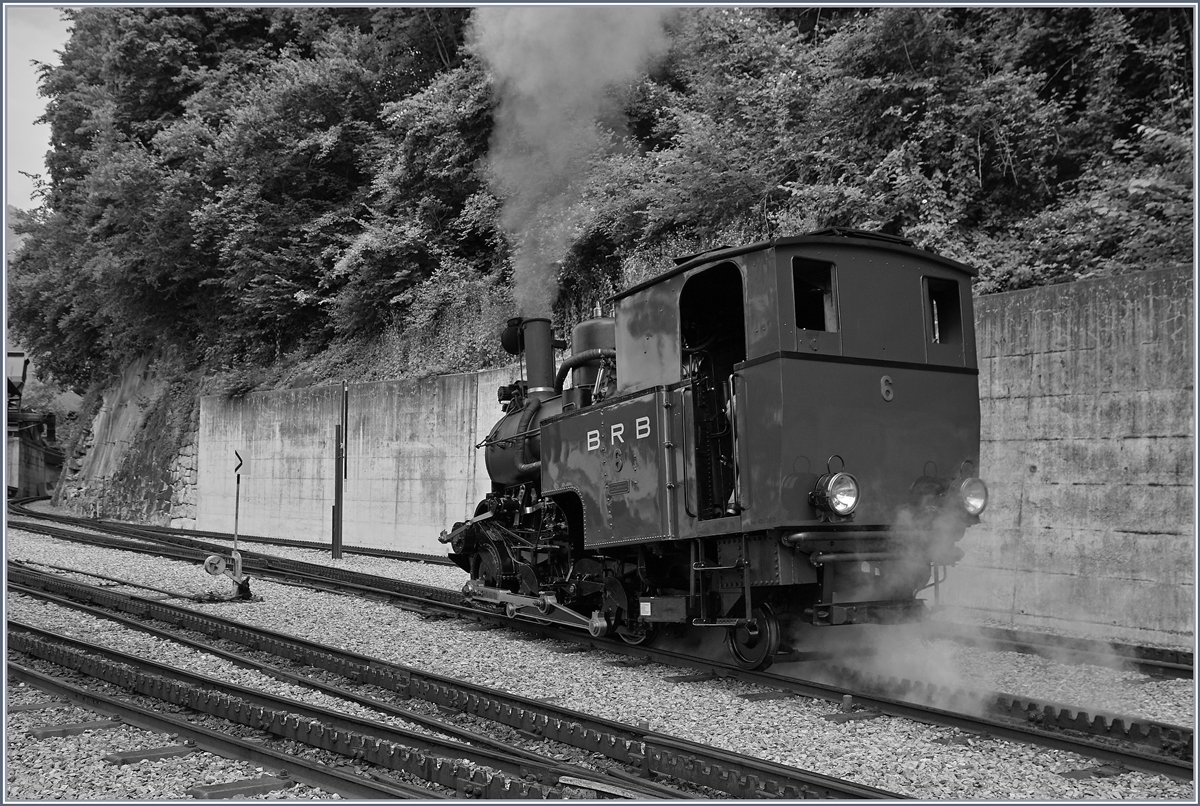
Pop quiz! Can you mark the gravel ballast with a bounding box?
[5,525,1195,801]
[5,682,333,800]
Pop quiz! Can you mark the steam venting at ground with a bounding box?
[468,7,672,317]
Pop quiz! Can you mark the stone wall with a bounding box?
[939,266,1193,645]
[167,433,198,529]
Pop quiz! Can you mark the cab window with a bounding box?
[924,277,962,347]
[793,258,837,332]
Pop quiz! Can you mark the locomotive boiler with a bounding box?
[440,229,988,669]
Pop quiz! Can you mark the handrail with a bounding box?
[659,388,678,539]
[728,373,743,513]
[678,384,696,518]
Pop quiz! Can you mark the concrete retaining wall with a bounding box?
[196,268,1193,644]
[197,367,514,555]
[940,267,1193,645]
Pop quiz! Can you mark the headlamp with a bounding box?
[948,477,988,516]
[811,472,860,516]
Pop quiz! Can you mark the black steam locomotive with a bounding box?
[440,229,987,669]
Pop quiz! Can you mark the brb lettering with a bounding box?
[587,417,651,451]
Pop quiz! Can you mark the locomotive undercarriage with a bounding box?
[441,485,957,670]
[441,487,674,645]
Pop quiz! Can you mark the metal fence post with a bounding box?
[333,423,343,559]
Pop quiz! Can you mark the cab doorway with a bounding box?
[680,263,746,519]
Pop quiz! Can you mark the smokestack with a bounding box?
[467,7,673,316]
[521,318,556,399]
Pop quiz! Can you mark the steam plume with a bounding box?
[468,7,673,316]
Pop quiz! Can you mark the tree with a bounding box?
[326,57,495,338]
[9,7,1192,392]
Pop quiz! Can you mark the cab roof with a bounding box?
[612,228,978,302]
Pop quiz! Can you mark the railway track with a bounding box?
[10,498,1193,682]
[9,550,1192,784]
[8,508,1192,785]
[6,518,466,607]
[8,663,438,799]
[8,568,897,799]
[10,622,682,799]
[7,497,452,565]
[923,621,1193,681]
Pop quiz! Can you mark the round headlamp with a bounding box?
[949,477,988,516]
[812,472,860,516]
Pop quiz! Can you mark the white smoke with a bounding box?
[468,6,673,316]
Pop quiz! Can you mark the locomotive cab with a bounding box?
[442,229,988,669]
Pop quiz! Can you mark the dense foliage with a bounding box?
[8,7,1192,388]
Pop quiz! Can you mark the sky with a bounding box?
[5,4,74,211]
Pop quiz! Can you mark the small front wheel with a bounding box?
[727,603,780,670]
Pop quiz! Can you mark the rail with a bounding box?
[9,514,1192,783]
[8,566,904,800]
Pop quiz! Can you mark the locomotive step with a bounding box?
[690,618,750,627]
